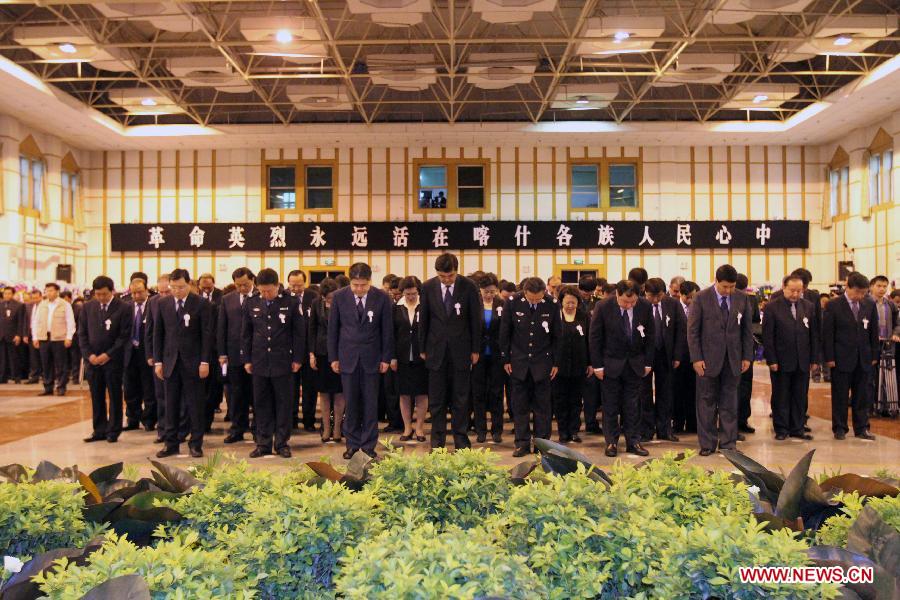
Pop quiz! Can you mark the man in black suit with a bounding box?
[499,277,561,457]
[578,275,603,435]
[197,273,223,305]
[418,253,482,450]
[687,264,754,456]
[145,274,185,444]
[23,290,42,383]
[763,274,820,441]
[153,269,213,458]
[0,286,24,383]
[63,292,81,385]
[287,269,320,432]
[327,262,393,460]
[823,271,880,441]
[641,277,685,442]
[195,273,224,432]
[242,268,306,459]
[735,273,760,436]
[590,279,654,457]
[672,280,699,434]
[218,267,256,444]
[123,278,155,432]
[79,276,131,443]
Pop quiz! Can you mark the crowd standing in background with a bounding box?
[1,254,898,460]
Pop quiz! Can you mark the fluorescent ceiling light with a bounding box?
[140,97,157,106]
[752,94,768,104]
[833,35,852,46]
[613,31,630,42]
[575,96,590,104]
[275,29,293,44]
[58,43,77,54]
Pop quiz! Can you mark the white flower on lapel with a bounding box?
[665,315,671,327]
[279,313,286,324]
[415,310,420,323]
[862,318,869,330]
[637,324,646,338]
[576,324,584,336]
[367,310,374,323]
[306,308,311,317]
[4,556,23,574]
[803,316,809,328]
[104,318,111,331]
[497,306,503,317]
[5,310,9,317]
[183,313,191,327]
[454,302,461,316]
[736,312,742,325]
[542,321,550,333]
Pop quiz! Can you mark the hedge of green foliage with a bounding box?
[3,449,896,599]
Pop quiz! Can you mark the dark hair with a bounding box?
[222,283,236,295]
[398,276,421,293]
[434,252,459,273]
[500,281,516,293]
[389,277,400,290]
[670,275,685,286]
[522,277,545,295]
[735,273,749,290]
[469,270,486,281]
[547,275,562,284]
[783,274,804,287]
[478,273,499,289]
[715,264,738,283]
[157,273,170,283]
[889,289,900,299]
[870,275,889,286]
[336,275,350,288]
[578,274,597,293]
[2,286,14,294]
[60,290,72,300]
[255,268,279,287]
[92,276,115,292]
[615,279,641,296]
[130,278,147,290]
[644,277,666,295]
[129,271,148,284]
[170,268,191,283]
[318,278,338,297]
[627,267,649,286]
[382,273,398,285]
[232,267,255,282]
[790,268,812,287]
[603,283,617,295]
[597,277,608,288]
[348,262,372,281]
[820,292,831,300]
[846,272,869,290]
[287,269,307,282]
[558,285,581,304]
[44,282,60,291]
[199,273,215,283]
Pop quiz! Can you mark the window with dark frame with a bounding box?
[456,164,485,209]
[305,165,333,210]
[569,160,639,210]
[267,165,296,210]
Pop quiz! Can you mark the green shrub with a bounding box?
[817,492,900,547]
[335,511,544,600]
[215,480,382,598]
[0,480,102,560]
[649,510,841,599]
[32,531,257,599]
[367,447,511,530]
[608,451,752,526]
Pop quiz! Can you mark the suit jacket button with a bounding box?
[267,348,271,352]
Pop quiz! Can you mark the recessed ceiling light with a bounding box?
[275,29,293,44]
[575,96,590,104]
[613,31,630,42]
[140,97,158,106]
[833,35,852,46]
[752,94,768,104]
[58,43,77,54]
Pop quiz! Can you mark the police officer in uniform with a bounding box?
[0,286,24,383]
[499,276,562,457]
[242,268,306,458]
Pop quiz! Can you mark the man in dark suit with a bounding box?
[287,269,320,432]
[195,273,224,432]
[23,290,42,383]
[590,279,654,457]
[327,262,393,460]
[672,280,699,434]
[0,286,24,384]
[79,276,131,443]
[242,268,306,458]
[123,278,155,431]
[687,264,754,456]
[218,267,256,444]
[823,271,880,441]
[869,275,900,416]
[63,292,82,385]
[418,253,482,450]
[578,275,603,435]
[735,273,760,436]
[153,269,213,458]
[499,277,561,457]
[197,273,223,305]
[641,277,685,442]
[145,274,185,444]
[763,274,820,441]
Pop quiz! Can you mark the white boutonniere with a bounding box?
[576,324,584,336]
[183,313,191,327]
[5,310,9,317]
[515,311,524,317]
[497,306,503,317]
[454,302,461,316]
[104,318,111,331]
[279,313,286,324]
[306,308,311,317]
[736,312,742,325]
[3,556,23,574]
[862,318,869,330]
[542,321,550,333]
[367,310,374,323]
[665,315,671,327]
[415,311,420,323]
[637,324,645,338]
[802,317,809,328]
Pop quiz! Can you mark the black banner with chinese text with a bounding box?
[110,220,809,252]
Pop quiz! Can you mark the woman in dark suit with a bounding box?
[391,276,427,442]
[553,285,592,443]
[471,272,505,444]
[308,278,343,443]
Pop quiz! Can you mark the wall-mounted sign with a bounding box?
[111,220,809,252]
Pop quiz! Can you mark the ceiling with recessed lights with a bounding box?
[0,0,897,126]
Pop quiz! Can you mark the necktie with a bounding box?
[444,286,453,315]
[239,294,245,307]
[850,300,859,319]
[176,299,184,317]
[356,297,365,322]
[133,304,142,345]
[530,303,537,313]
[654,304,663,348]
[720,296,729,320]
[100,303,107,316]
[622,309,631,341]
[790,302,797,320]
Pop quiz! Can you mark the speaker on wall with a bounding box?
[56,264,72,283]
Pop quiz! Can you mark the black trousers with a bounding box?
[696,366,740,451]
[552,374,585,440]
[203,367,224,430]
[582,376,602,430]
[738,363,753,425]
[87,362,123,438]
[299,362,318,428]
[39,339,68,392]
[641,351,674,439]
[252,373,293,452]
[341,367,380,452]
[0,339,20,381]
[124,351,155,429]
[601,368,643,447]
[69,340,82,382]
[381,370,403,429]
[672,361,697,433]
[162,358,204,451]
[226,365,253,437]
[831,366,871,436]
[772,368,808,436]
[27,342,42,379]
[471,354,504,437]
[510,370,552,450]
[427,353,472,449]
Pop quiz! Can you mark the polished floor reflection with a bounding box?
[0,366,897,475]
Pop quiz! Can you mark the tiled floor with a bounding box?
[0,366,897,476]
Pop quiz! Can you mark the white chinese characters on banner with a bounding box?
[514,224,530,247]
[188,226,205,248]
[556,224,573,247]
[432,226,449,248]
[310,226,326,248]
[269,225,286,248]
[597,224,615,246]
[393,226,409,248]
[473,225,490,247]
[351,226,368,248]
[148,226,165,249]
[638,225,655,247]
[756,223,772,246]
[715,224,732,245]
[676,223,692,246]
[228,226,246,249]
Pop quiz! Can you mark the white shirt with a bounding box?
[442,283,455,298]
[355,293,368,309]
[31,298,75,341]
